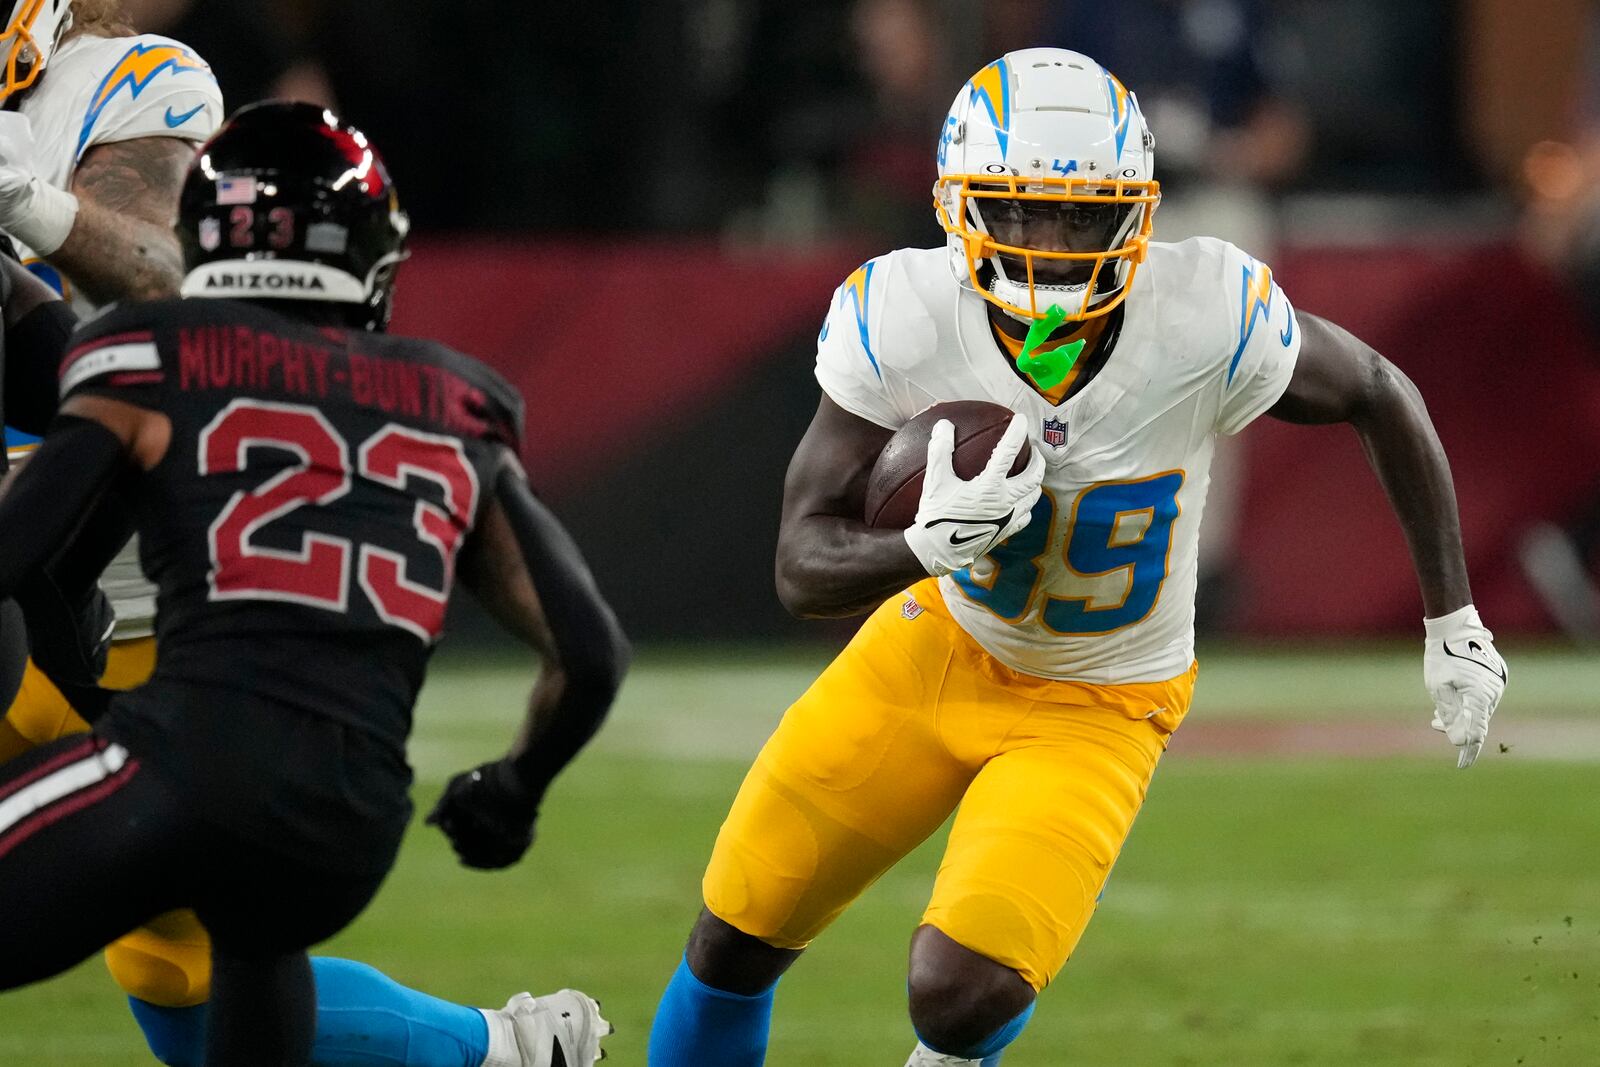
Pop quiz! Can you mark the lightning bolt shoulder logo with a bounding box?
[1226,259,1275,385]
[78,42,213,158]
[838,260,879,379]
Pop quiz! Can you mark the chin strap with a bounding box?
[1014,304,1081,390]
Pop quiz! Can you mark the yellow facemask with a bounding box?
[935,173,1160,322]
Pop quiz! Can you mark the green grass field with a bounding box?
[4,643,1597,1065]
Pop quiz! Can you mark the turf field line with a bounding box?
[1169,719,1600,761]
[407,711,1600,784]
[1097,881,1600,942]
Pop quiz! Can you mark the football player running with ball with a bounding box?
[0,102,626,1067]
[648,48,1507,1067]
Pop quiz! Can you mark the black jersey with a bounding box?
[61,298,524,755]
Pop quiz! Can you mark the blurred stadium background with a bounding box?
[10,0,1600,1063]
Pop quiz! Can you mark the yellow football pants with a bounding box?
[2,637,213,1007]
[703,579,1196,990]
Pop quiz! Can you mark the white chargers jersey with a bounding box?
[815,239,1300,684]
[11,32,221,640]
[12,32,222,313]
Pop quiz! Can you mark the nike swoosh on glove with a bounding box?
[903,412,1045,577]
[1423,604,1508,769]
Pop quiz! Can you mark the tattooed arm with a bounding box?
[55,136,195,305]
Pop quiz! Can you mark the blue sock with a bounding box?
[126,998,206,1067]
[648,954,776,1067]
[308,957,490,1066]
[127,958,491,1067]
[917,1000,1035,1064]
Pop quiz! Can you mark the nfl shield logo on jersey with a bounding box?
[198,217,221,252]
[1042,417,1068,448]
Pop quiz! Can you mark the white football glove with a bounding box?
[903,413,1045,577]
[1423,604,1508,769]
[0,111,78,255]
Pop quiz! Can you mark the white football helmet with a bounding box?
[0,0,72,100]
[934,47,1160,322]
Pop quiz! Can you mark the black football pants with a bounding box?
[0,732,387,1066]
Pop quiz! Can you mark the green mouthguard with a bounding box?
[1014,304,1082,390]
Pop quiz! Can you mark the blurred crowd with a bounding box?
[141,0,1491,238]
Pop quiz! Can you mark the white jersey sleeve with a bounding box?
[813,257,903,429]
[813,251,951,430]
[1212,241,1300,435]
[73,34,223,160]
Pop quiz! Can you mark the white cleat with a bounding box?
[903,1042,987,1066]
[504,989,612,1066]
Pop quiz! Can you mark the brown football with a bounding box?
[863,400,1031,529]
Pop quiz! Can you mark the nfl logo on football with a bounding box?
[1043,417,1068,448]
[198,217,221,252]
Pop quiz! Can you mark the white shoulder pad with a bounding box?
[75,34,224,160]
[813,249,942,429]
[814,253,898,428]
[1198,238,1300,435]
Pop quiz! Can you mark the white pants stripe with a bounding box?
[0,743,130,837]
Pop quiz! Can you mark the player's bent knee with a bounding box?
[907,925,1035,1056]
[685,907,802,997]
[924,872,1089,992]
[105,942,211,1007]
[105,913,213,1008]
[907,973,1032,1056]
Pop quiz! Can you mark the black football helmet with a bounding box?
[177,101,410,331]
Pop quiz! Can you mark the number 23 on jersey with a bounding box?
[201,398,479,641]
[953,471,1184,635]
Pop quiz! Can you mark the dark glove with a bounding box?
[17,578,113,688]
[425,759,540,870]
